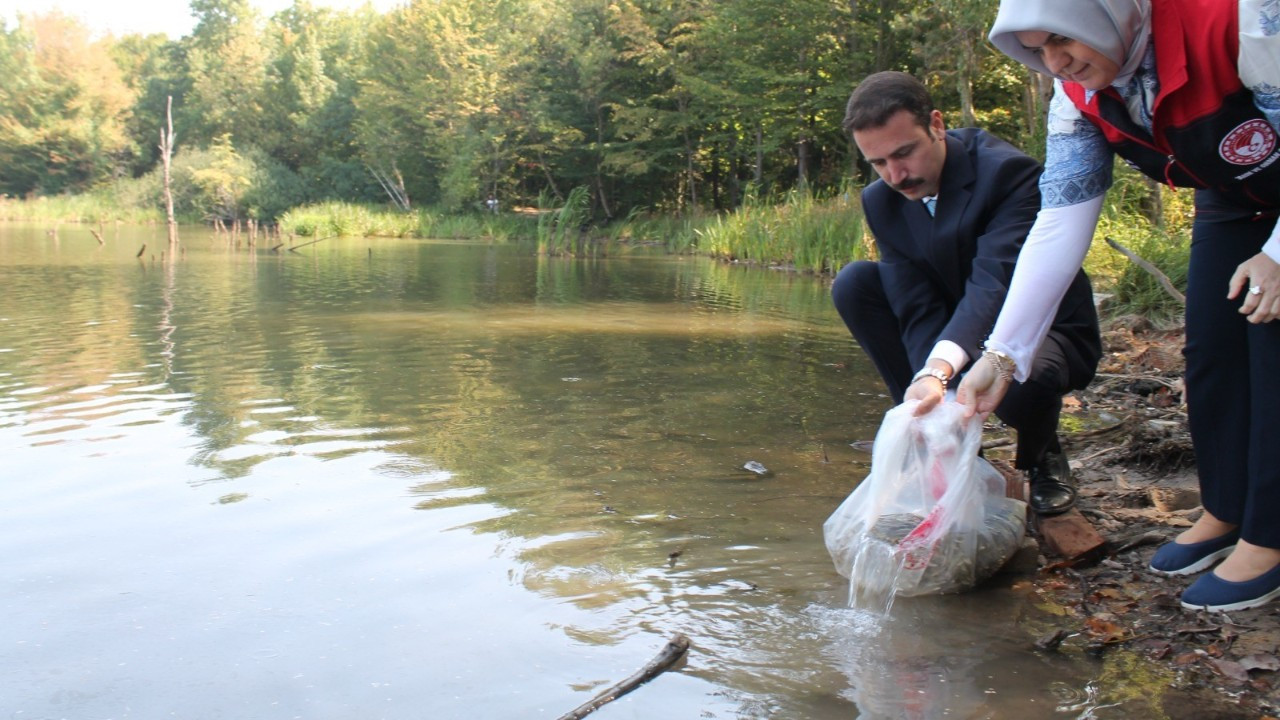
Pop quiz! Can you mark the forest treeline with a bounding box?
[0,0,1048,222]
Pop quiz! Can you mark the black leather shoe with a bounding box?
[1027,453,1076,515]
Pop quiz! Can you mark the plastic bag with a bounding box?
[824,400,1027,610]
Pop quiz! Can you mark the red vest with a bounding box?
[1061,0,1279,207]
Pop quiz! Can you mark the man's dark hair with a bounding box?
[843,71,934,136]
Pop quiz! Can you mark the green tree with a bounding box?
[0,13,134,195]
[112,32,188,176]
[184,0,269,147]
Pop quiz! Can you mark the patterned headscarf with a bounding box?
[989,0,1152,86]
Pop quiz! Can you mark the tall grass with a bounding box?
[696,185,868,274]
[536,186,593,255]
[1083,168,1194,322]
[276,202,419,237]
[275,201,537,240]
[0,193,164,224]
[605,210,709,252]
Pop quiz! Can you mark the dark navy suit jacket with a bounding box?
[861,128,1101,386]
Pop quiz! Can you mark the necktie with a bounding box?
[923,196,937,217]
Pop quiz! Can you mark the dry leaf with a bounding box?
[1085,615,1125,642]
[1239,654,1280,672]
[1205,657,1250,683]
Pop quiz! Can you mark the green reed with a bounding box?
[0,193,164,225]
[536,186,593,255]
[276,202,536,241]
[696,186,868,274]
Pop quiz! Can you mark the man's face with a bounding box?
[853,109,947,201]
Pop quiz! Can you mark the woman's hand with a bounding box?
[904,376,945,416]
[955,355,1010,418]
[1229,251,1280,323]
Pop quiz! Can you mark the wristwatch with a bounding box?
[911,367,950,389]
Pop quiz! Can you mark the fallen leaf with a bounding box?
[1205,657,1250,683]
[1239,654,1280,672]
[1085,615,1126,642]
[1173,652,1201,666]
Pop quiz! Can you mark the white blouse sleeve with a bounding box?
[985,197,1105,382]
[1239,0,1280,262]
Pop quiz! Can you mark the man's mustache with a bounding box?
[893,177,924,192]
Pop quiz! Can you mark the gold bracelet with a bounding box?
[982,349,1017,383]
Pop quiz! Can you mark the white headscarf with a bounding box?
[989,0,1152,87]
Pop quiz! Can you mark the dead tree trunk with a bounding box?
[160,95,178,246]
[368,163,411,212]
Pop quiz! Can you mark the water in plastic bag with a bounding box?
[824,400,1027,612]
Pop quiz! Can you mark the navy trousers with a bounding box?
[831,260,1078,469]
[1185,189,1280,549]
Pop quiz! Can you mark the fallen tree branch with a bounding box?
[556,634,690,720]
[286,235,336,253]
[1105,236,1185,305]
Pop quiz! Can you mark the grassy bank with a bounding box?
[0,194,165,225]
[275,201,539,241]
[695,187,869,275]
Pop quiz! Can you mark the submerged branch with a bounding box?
[283,235,337,253]
[556,634,690,720]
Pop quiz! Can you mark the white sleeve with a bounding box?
[926,340,969,376]
[1239,0,1280,261]
[985,196,1105,382]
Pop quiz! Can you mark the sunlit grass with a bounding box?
[695,186,869,274]
[0,193,164,225]
[276,202,537,240]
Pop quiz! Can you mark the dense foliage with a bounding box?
[0,0,1043,220]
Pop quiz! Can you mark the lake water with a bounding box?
[0,224,1185,719]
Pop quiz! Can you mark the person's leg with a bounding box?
[993,333,1073,513]
[1178,198,1280,583]
[831,261,913,403]
[994,334,1070,469]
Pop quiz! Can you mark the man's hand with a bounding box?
[955,354,1010,418]
[905,376,945,416]
[1229,251,1280,324]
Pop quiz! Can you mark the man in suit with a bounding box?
[831,71,1102,515]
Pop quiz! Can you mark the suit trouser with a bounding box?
[831,260,1069,469]
[1185,189,1280,549]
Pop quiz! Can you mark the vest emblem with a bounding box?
[1220,119,1277,166]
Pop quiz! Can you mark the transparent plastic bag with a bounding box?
[824,400,1027,609]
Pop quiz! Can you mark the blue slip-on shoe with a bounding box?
[1181,562,1280,612]
[1148,530,1239,576]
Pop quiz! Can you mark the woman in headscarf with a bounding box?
[957,0,1280,611]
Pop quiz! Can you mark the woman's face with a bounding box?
[1013,31,1121,90]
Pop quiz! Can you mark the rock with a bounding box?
[1149,486,1200,512]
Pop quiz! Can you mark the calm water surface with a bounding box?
[1,224,1179,719]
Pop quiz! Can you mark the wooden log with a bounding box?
[1035,508,1106,562]
[556,634,690,720]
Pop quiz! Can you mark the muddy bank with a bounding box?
[1005,320,1280,717]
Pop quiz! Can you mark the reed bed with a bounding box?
[275,202,537,241]
[0,194,164,225]
[697,188,868,274]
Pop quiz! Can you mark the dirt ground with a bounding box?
[1006,318,1280,717]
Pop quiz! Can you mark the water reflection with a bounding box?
[0,224,1193,718]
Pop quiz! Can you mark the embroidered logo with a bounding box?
[1220,119,1278,165]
